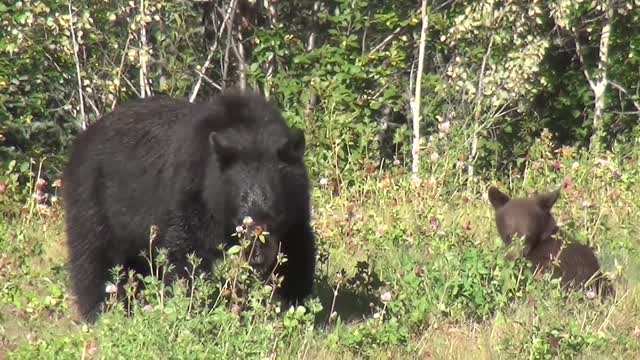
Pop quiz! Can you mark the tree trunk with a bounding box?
[411,0,429,182]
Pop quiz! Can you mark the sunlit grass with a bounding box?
[1,143,639,358]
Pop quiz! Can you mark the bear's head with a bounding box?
[208,121,309,276]
[488,186,560,256]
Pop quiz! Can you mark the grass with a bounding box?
[1,142,639,359]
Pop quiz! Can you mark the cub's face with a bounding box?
[488,187,560,255]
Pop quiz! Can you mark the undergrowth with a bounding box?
[1,139,639,359]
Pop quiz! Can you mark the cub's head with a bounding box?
[488,186,560,255]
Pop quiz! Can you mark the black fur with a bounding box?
[488,186,612,297]
[62,93,315,322]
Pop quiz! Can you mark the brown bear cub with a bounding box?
[488,186,612,297]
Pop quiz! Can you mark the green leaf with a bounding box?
[227,245,242,255]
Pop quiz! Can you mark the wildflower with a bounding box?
[562,175,573,192]
[231,303,243,316]
[365,161,376,175]
[438,120,451,134]
[36,204,51,216]
[34,189,48,204]
[612,169,622,179]
[105,283,117,294]
[380,291,392,302]
[429,217,440,230]
[36,178,47,188]
[392,158,401,166]
[319,178,328,186]
[242,216,253,227]
[594,159,609,168]
[235,225,244,233]
[52,179,62,188]
[555,146,574,158]
[586,290,596,300]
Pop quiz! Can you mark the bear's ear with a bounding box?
[278,128,305,163]
[536,188,560,211]
[488,186,510,210]
[209,131,236,167]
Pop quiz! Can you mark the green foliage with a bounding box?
[1,1,640,357]
[2,144,639,358]
[2,0,640,186]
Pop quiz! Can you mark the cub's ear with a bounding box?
[209,131,236,167]
[536,188,560,211]
[278,128,305,163]
[488,186,510,210]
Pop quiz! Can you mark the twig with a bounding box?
[369,27,403,55]
[68,2,86,130]
[221,0,238,89]
[609,80,640,112]
[112,34,134,110]
[468,36,494,178]
[229,33,247,90]
[84,96,101,118]
[573,32,595,89]
[193,68,223,91]
[189,0,237,102]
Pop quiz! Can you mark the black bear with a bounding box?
[487,186,612,296]
[62,92,316,322]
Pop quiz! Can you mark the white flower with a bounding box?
[380,291,392,302]
[105,283,117,294]
[438,120,451,134]
[319,178,328,186]
[242,216,253,226]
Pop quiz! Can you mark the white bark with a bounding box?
[68,2,86,130]
[411,0,429,181]
[573,0,613,150]
[139,0,150,98]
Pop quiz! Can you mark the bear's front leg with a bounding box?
[277,222,316,306]
[154,208,217,286]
